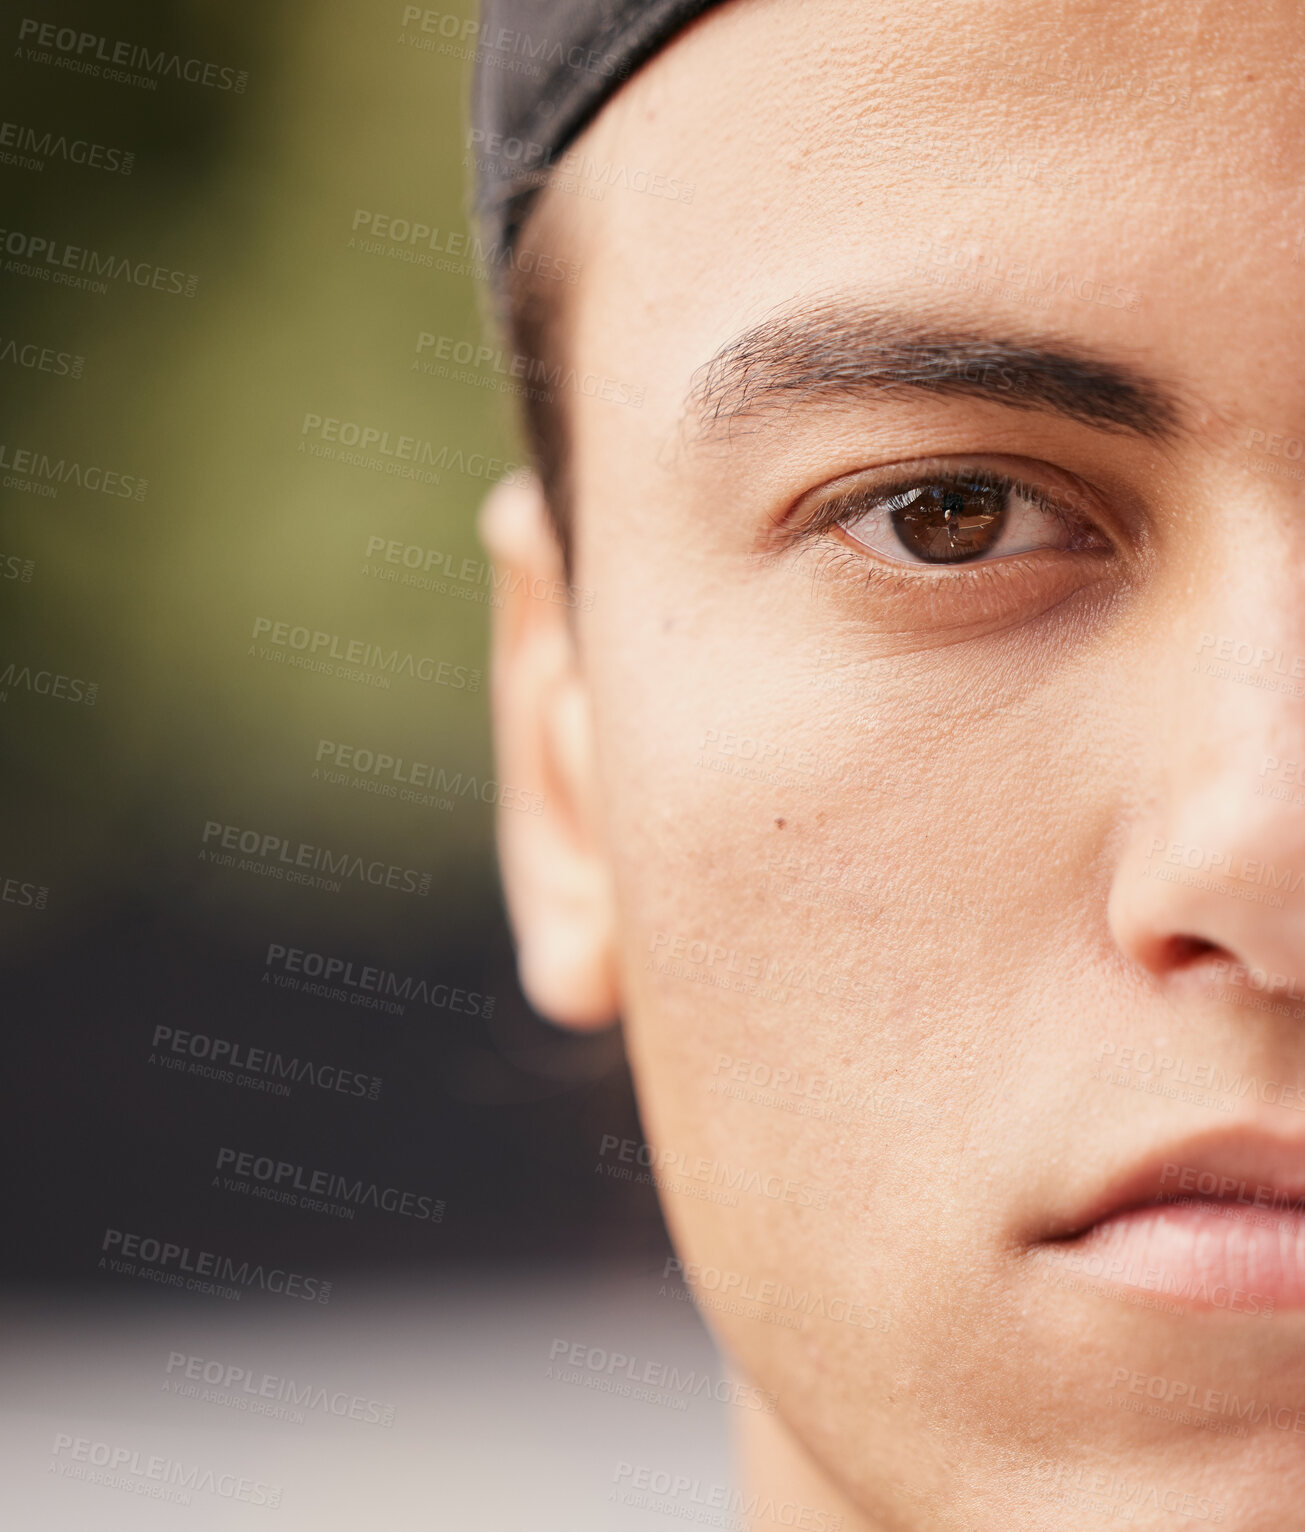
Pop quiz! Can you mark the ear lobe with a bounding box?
[479,473,619,1030]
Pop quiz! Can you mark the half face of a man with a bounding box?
[485,0,1305,1523]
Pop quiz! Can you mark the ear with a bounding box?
[478,473,619,1030]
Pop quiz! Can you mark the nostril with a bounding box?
[1162,934,1224,969]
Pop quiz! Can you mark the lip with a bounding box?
[1038,1129,1305,1313]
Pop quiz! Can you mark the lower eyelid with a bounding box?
[809,540,1116,640]
[813,545,1033,627]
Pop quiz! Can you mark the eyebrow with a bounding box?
[685,304,1186,443]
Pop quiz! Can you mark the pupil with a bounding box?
[890,481,1007,563]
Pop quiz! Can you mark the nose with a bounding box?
[1109,621,1305,997]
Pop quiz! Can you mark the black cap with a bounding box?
[470,0,728,266]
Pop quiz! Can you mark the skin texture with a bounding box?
[480,0,1305,1525]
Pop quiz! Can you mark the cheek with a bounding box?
[592,603,1054,1050]
[583,535,1117,1111]
[586,600,1015,1232]
[582,566,1133,1499]
[587,599,1109,1141]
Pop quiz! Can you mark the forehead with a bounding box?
[556,0,1305,472]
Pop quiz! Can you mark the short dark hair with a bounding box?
[498,193,576,571]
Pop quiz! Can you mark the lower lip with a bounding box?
[1047,1202,1305,1311]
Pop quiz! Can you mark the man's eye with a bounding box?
[832,472,1101,568]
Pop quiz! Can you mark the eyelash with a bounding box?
[781,463,1111,588]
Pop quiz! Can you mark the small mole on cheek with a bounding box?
[775,818,786,829]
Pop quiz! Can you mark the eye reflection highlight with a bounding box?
[828,467,1108,569]
[884,480,1007,563]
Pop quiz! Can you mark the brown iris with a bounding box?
[889,480,1007,563]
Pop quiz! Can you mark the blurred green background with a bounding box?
[0,0,662,1284]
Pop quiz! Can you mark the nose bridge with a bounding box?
[1110,575,1305,984]
[1181,623,1305,848]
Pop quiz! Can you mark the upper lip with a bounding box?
[1045,1127,1305,1243]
